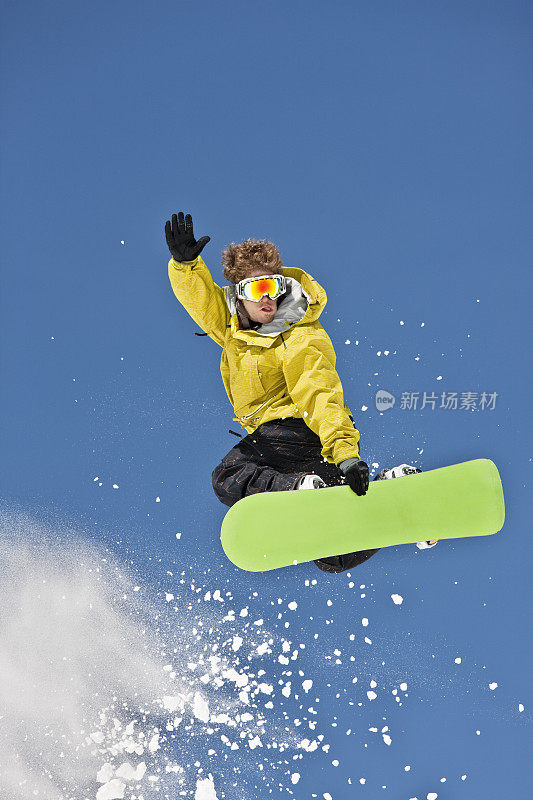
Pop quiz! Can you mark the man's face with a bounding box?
[240,269,279,324]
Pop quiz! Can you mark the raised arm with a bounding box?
[165,212,229,347]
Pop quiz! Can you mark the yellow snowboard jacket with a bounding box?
[168,255,361,465]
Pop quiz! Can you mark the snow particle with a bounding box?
[391,594,403,605]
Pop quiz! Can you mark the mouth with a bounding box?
[260,306,273,313]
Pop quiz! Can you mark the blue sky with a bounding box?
[1,1,532,797]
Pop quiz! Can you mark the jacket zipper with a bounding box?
[236,388,287,423]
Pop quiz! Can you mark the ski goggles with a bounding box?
[235,274,286,302]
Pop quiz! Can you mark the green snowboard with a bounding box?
[220,459,505,571]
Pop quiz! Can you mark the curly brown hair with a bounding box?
[221,238,284,284]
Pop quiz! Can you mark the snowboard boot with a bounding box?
[295,474,327,490]
[374,463,438,549]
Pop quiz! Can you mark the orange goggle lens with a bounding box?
[236,275,285,302]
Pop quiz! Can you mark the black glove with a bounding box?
[164,211,211,263]
[340,459,369,496]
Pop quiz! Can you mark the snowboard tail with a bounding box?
[220,459,505,572]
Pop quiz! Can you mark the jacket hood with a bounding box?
[223,266,327,338]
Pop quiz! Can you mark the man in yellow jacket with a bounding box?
[165,211,379,573]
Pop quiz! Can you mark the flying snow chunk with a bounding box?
[96,780,126,800]
[112,484,119,489]
[391,594,403,605]
[361,405,368,411]
[288,601,298,610]
[97,763,114,783]
[193,691,210,722]
[519,703,524,712]
[249,735,263,749]
[302,679,313,693]
[195,774,219,800]
[163,695,185,713]
[367,690,377,701]
[299,738,318,751]
[115,762,147,780]
[489,682,498,691]
[291,773,300,784]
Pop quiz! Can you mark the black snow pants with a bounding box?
[212,417,380,573]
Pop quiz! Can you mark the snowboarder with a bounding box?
[165,212,436,573]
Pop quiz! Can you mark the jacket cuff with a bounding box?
[338,456,362,474]
[169,256,199,269]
